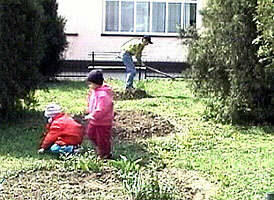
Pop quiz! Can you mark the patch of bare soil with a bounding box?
[159,168,218,200]
[74,110,175,141]
[112,110,175,140]
[0,168,217,200]
[0,167,127,200]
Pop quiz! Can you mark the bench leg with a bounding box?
[145,68,147,79]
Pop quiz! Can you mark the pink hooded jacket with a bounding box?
[87,84,114,126]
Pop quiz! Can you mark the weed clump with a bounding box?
[113,89,152,100]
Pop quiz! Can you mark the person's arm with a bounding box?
[91,95,113,120]
[40,123,60,149]
[135,45,145,65]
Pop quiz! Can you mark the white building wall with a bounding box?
[57,0,203,62]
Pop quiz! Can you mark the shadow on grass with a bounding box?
[42,80,86,91]
[260,126,274,135]
[0,110,61,168]
[112,139,164,169]
[0,109,45,125]
[233,124,274,136]
[151,95,195,101]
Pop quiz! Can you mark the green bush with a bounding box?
[0,0,45,118]
[254,0,274,120]
[254,0,274,69]
[39,0,67,79]
[187,0,273,123]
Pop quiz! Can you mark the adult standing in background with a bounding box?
[121,35,153,90]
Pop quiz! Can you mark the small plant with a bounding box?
[111,156,177,200]
[134,173,177,200]
[111,155,141,176]
[60,151,103,172]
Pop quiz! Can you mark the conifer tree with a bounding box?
[39,0,67,79]
[188,0,273,123]
[0,0,44,118]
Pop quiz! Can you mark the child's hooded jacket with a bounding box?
[87,84,114,126]
[40,113,83,149]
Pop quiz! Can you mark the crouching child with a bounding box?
[38,103,84,155]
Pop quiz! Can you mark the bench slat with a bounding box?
[88,66,146,70]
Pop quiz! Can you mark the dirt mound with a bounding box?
[0,168,217,200]
[74,110,175,141]
[113,89,152,100]
[160,168,218,200]
[0,168,126,200]
[113,110,175,140]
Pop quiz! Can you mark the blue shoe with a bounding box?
[50,144,74,155]
[59,145,74,154]
[50,144,61,153]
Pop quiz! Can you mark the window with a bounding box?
[168,3,181,33]
[136,2,150,32]
[103,0,197,35]
[152,2,166,33]
[121,1,134,31]
[105,1,119,31]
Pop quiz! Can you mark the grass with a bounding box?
[0,79,273,199]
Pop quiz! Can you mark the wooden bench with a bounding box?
[87,51,147,80]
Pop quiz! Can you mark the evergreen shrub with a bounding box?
[39,0,67,79]
[186,0,273,123]
[0,0,45,118]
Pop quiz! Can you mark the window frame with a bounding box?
[102,0,198,36]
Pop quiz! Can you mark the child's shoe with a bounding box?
[50,144,74,155]
[60,145,74,154]
[73,145,84,154]
[50,144,61,153]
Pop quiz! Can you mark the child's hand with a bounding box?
[38,148,45,154]
[84,114,94,120]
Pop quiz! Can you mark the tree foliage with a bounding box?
[0,0,67,119]
[186,0,273,123]
[254,0,274,69]
[0,0,45,118]
[39,0,67,78]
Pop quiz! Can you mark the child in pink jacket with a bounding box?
[85,70,114,159]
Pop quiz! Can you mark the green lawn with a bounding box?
[0,79,273,199]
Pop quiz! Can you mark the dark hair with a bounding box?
[86,69,104,85]
[143,35,153,44]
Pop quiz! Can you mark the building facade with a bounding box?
[57,0,204,62]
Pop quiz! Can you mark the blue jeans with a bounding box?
[122,52,136,89]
